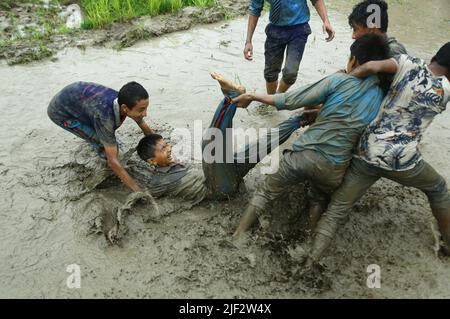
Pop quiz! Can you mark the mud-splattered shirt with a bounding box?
[274,73,384,165]
[47,82,122,146]
[129,161,208,206]
[356,55,450,171]
[249,0,317,26]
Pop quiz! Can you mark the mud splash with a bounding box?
[1,5,450,298]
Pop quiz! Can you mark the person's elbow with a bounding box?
[248,4,262,18]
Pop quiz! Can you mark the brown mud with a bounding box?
[0,1,450,298]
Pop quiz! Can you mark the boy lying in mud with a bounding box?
[305,42,450,262]
[130,73,311,207]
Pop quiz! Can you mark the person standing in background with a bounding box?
[244,0,335,94]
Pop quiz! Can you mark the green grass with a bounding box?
[80,0,216,29]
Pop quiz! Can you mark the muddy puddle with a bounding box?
[1,2,450,298]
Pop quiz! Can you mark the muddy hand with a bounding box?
[232,93,253,108]
[244,42,253,61]
[323,21,335,42]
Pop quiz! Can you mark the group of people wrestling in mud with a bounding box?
[47,0,450,267]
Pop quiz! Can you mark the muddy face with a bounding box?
[149,139,173,167]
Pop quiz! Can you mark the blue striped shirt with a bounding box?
[249,0,317,26]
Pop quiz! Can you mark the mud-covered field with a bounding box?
[1,1,450,298]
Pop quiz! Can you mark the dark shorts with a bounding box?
[47,97,103,150]
[264,23,311,85]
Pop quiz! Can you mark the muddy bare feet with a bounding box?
[210,72,246,94]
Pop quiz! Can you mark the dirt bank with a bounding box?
[0,0,249,65]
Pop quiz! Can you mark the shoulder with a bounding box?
[323,72,352,85]
[327,72,363,88]
[387,37,408,56]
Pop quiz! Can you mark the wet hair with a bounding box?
[348,0,389,33]
[350,33,390,65]
[351,34,391,94]
[136,134,162,161]
[431,42,450,70]
[118,82,149,109]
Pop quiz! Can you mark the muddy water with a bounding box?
[1,4,450,298]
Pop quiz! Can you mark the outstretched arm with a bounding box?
[350,59,398,78]
[232,93,275,108]
[233,75,333,110]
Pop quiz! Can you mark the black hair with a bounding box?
[348,0,389,33]
[431,42,450,70]
[350,33,390,65]
[118,82,149,109]
[351,34,391,94]
[136,134,163,161]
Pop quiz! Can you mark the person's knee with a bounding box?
[427,178,450,210]
[264,66,280,83]
[281,71,298,86]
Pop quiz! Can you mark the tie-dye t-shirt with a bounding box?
[356,54,450,171]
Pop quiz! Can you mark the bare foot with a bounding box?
[210,72,246,94]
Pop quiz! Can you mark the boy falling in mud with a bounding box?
[232,34,391,237]
[47,81,153,192]
[305,42,450,262]
[130,72,310,207]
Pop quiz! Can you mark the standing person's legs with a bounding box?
[264,24,288,94]
[278,23,311,93]
[381,161,450,254]
[234,150,340,236]
[310,158,380,260]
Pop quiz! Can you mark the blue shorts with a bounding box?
[264,23,311,85]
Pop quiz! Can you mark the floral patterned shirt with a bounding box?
[356,54,450,171]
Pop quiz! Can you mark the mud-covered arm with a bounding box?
[231,93,275,108]
[273,76,334,111]
[104,144,142,192]
[136,119,154,136]
[350,58,398,78]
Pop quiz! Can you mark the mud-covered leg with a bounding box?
[386,161,450,256]
[310,159,379,261]
[233,151,308,237]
